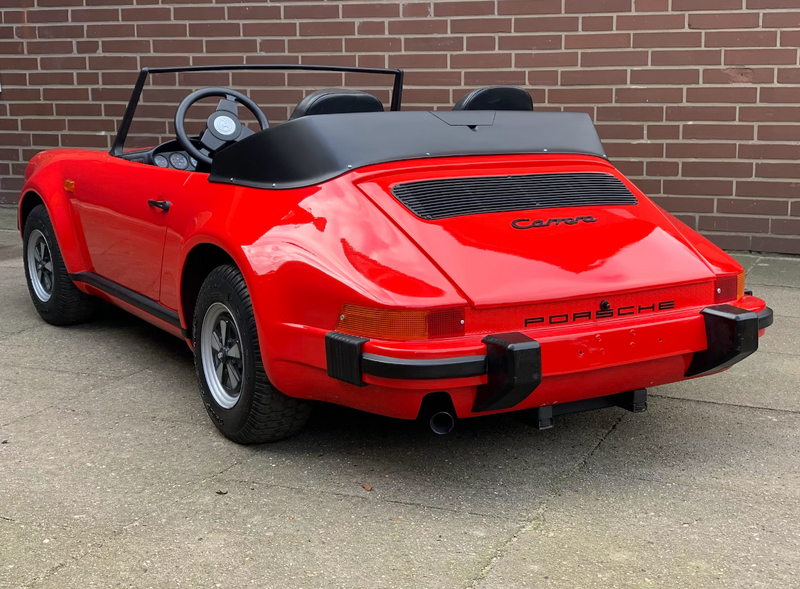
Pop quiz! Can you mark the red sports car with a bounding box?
[17,64,773,443]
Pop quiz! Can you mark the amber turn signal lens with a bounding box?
[336,305,465,340]
[63,179,76,193]
[714,271,745,303]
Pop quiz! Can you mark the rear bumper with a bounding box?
[326,298,772,414]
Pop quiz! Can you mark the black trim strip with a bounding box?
[757,307,773,330]
[70,271,182,329]
[361,353,486,380]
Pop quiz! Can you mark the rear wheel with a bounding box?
[192,264,311,444]
[22,204,96,325]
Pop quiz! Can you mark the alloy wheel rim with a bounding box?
[201,302,245,409]
[27,229,54,302]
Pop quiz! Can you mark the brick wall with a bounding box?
[1,0,799,254]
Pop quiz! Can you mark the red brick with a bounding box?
[684,124,755,140]
[651,49,722,65]
[751,236,800,255]
[606,142,663,157]
[357,21,385,35]
[617,14,686,30]
[647,161,680,176]
[756,162,800,178]
[581,50,648,67]
[582,16,614,31]
[630,68,699,85]
[777,68,800,84]
[388,53,448,69]
[739,107,800,122]
[498,0,562,15]
[663,179,734,196]
[717,198,788,216]
[284,4,339,19]
[673,0,742,9]
[346,37,400,53]
[465,36,496,51]
[616,87,684,103]
[703,67,774,84]
[763,12,800,28]
[739,143,800,160]
[515,16,578,33]
[706,31,778,48]
[71,8,120,22]
[647,124,681,139]
[761,87,800,103]
[748,0,800,7]
[667,142,737,159]
[758,125,800,141]
[687,87,758,103]
[633,31,702,48]
[596,106,664,121]
[452,18,512,33]
[561,69,627,85]
[121,7,171,21]
[737,180,800,198]
[38,25,85,39]
[242,23,297,37]
[683,161,753,178]
[689,13,760,29]
[548,87,614,104]
[565,33,630,49]
[769,219,800,237]
[517,52,578,68]
[390,19,449,35]
[136,23,186,38]
[699,215,770,233]
[402,3,431,17]
[300,21,356,37]
[666,106,737,121]
[726,49,798,65]
[405,36,463,52]
[565,0,632,13]
[433,2,495,16]
[451,53,511,69]
[499,35,562,50]
[705,234,753,250]
[174,6,224,20]
[342,3,399,18]
[226,5,281,20]
[464,70,526,85]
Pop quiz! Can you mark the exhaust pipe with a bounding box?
[429,411,455,435]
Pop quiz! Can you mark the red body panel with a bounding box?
[19,149,766,420]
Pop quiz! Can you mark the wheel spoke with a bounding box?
[33,246,42,263]
[44,261,53,272]
[219,319,228,344]
[37,268,43,282]
[227,362,240,389]
[215,360,224,382]
[211,331,222,351]
[227,343,240,359]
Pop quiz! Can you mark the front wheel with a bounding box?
[22,204,96,325]
[192,264,311,444]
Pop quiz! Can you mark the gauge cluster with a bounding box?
[153,151,198,171]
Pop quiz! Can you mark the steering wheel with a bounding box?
[174,87,269,166]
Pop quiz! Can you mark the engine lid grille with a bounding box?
[391,172,638,220]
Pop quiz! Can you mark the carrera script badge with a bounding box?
[511,215,598,230]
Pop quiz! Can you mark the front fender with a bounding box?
[19,151,92,274]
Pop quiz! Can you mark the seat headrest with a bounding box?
[453,86,533,111]
[289,89,384,120]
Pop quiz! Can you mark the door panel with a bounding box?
[70,155,189,301]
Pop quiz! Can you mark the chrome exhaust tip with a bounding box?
[429,411,455,435]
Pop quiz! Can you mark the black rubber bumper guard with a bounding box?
[325,304,773,412]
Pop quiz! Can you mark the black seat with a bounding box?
[453,86,533,111]
[289,89,384,120]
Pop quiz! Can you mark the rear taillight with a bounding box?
[335,305,465,340]
[714,271,745,303]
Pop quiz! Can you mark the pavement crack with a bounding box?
[467,414,627,588]
[0,515,16,522]
[650,393,800,414]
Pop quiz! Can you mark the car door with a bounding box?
[69,154,189,301]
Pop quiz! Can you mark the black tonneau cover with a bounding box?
[208,110,607,190]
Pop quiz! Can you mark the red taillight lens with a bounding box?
[715,271,745,303]
[336,305,465,340]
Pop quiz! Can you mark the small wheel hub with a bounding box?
[201,302,245,409]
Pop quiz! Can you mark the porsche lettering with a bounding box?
[524,301,675,327]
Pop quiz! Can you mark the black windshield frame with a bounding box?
[109,64,405,157]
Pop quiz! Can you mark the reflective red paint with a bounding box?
[19,150,767,419]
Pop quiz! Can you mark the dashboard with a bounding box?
[117,139,205,172]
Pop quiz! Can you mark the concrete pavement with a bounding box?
[1,211,799,589]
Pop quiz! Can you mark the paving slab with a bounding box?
[0,406,249,531]
[220,406,624,519]
[729,252,760,272]
[0,266,46,336]
[476,472,800,589]
[749,284,800,318]
[33,479,520,589]
[0,207,16,231]
[746,257,800,288]
[758,316,800,356]
[0,306,190,379]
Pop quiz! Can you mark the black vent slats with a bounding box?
[391,172,638,220]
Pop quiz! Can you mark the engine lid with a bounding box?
[357,158,717,308]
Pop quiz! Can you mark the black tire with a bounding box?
[22,204,97,325]
[192,264,311,444]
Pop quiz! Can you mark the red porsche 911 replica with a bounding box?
[18,65,773,443]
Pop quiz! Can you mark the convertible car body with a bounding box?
[18,65,773,442]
